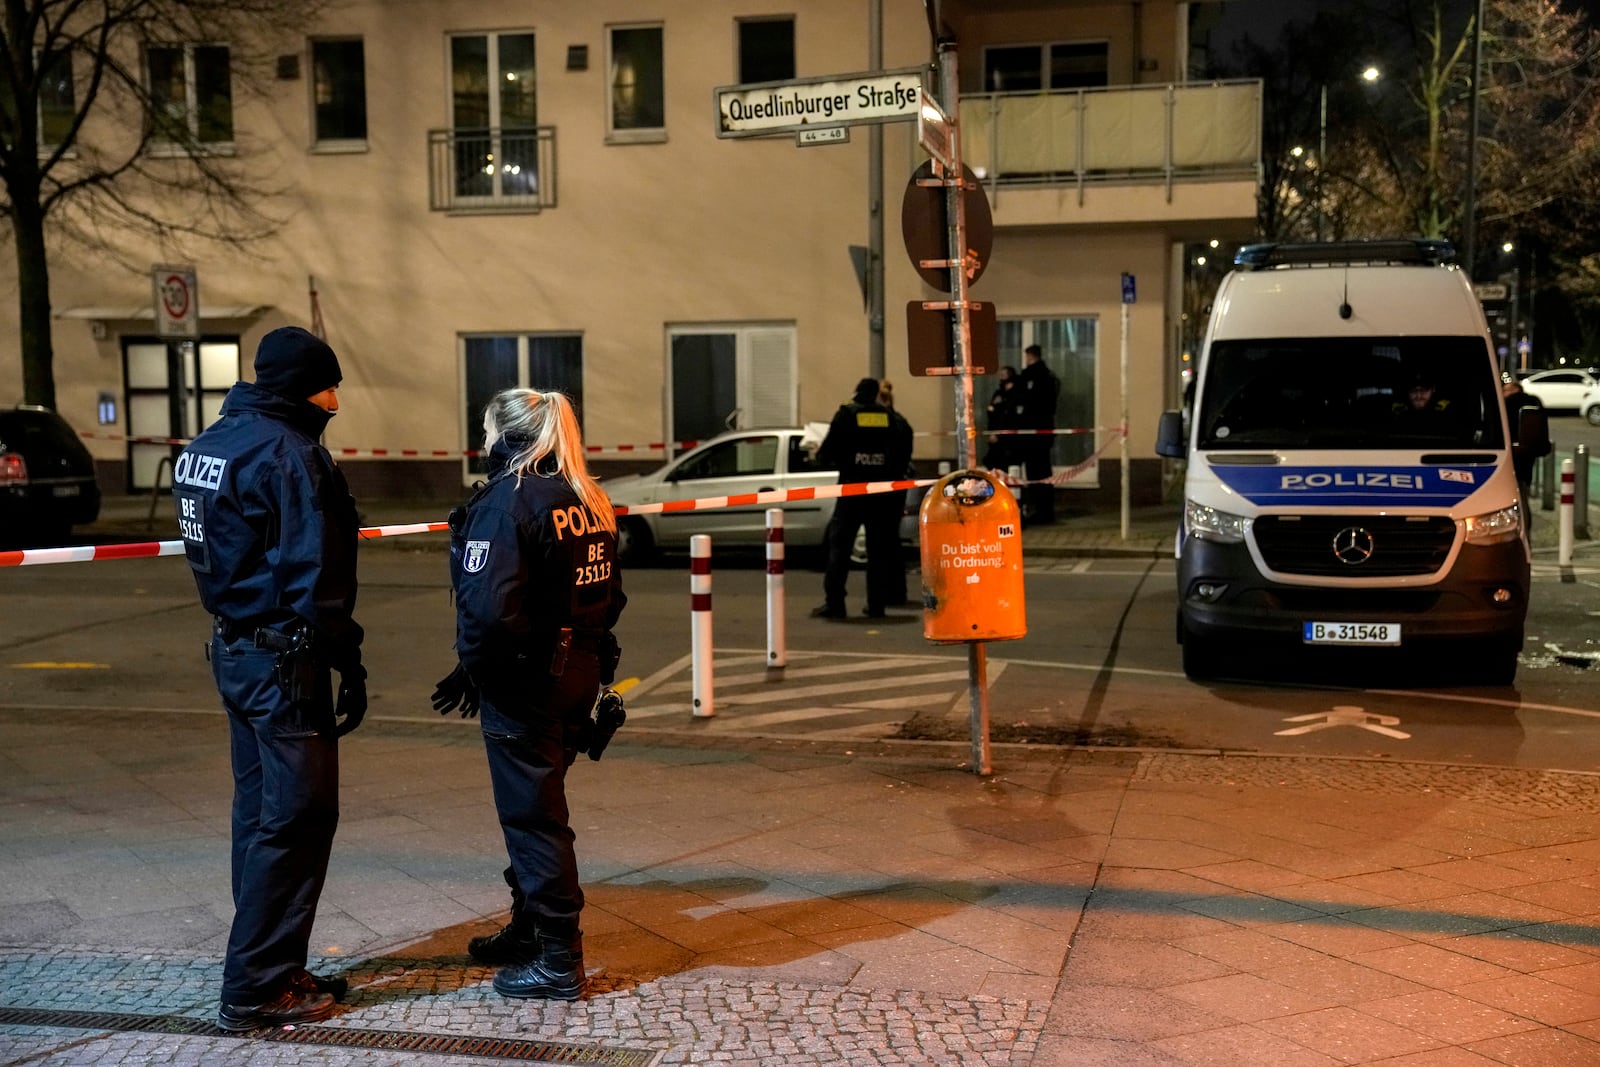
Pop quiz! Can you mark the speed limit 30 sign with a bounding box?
[152,263,199,339]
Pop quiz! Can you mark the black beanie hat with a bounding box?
[853,377,881,405]
[253,326,342,400]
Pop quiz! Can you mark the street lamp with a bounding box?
[1315,66,1382,241]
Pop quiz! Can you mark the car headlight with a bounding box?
[1464,502,1522,544]
[1185,499,1249,543]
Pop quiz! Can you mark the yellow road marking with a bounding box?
[10,662,111,670]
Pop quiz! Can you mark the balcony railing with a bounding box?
[428,126,557,213]
[958,79,1261,202]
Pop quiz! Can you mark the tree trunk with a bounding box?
[14,194,55,411]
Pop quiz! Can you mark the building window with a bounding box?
[667,324,795,446]
[39,49,74,148]
[738,17,794,84]
[449,31,538,202]
[984,41,1108,92]
[461,333,583,478]
[312,38,367,145]
[997,316,1099,483]
[147,44,233,150]
[608,24,664,141]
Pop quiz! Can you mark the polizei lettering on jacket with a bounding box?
[173,451,227,490]
[1280,471,1422,490]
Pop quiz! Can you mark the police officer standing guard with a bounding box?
[812,377,913,619]
[1016,344,1060,525]
[174,326,366,1031]
[434,388,626,1001]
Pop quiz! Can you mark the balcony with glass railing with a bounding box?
[428,127,557,213]
[958,79,1261,223]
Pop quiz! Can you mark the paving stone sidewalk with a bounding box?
[5,709,1600,1065]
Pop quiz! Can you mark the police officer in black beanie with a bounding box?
[174,325,366,1031]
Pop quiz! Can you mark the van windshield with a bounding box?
[1196,337,1505,451]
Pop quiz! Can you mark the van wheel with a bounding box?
[1181,627,1225,680]
[1471,639,1520,686]
[616,518,655,566]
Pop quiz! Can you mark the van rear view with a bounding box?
[1155,239,1549,685]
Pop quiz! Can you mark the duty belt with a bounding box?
[213,618,296,652]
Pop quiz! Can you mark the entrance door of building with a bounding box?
[123,337,239,490]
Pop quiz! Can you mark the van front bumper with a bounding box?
[1177,536,1529,646]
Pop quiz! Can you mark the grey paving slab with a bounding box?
[6,708,1600,1063]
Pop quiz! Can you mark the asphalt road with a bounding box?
[4,512,1599,775]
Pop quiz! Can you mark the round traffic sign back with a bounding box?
[900,161,993,292]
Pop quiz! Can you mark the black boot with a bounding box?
[468,868,540,965]
[492,930,585,1001]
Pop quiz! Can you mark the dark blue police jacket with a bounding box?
[451,438,625,689]
[173,381,363,669]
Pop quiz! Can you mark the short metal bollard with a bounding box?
[1541,450,1557,512]
[1576,445,1591,540]
[1560,458,1575,567]
[690,535,714,717]
[765,508,786,674]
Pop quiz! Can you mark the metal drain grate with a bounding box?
[0,1005,658,1064]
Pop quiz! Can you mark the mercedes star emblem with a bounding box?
[1332,526,1375,565]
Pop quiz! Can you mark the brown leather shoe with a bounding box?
[217,986,335,1032]
[291,967,348,1002]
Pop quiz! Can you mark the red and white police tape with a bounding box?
[78,425,1117,457]
[2,445,1123,569]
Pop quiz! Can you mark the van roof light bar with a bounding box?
[1234,238,1457,269]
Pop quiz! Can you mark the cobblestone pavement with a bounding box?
[6,708,1600,1065]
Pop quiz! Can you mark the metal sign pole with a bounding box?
[937,38,991,777]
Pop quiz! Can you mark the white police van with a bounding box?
[1156,239,1548,684]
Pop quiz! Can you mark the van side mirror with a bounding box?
[1156,410,1188,459]
[1513,405,1550,465]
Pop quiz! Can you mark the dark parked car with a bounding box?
[0,405,102,547]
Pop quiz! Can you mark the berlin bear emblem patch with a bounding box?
[464,540,491,573]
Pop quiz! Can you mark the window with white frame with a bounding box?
[996,316,1099,484]
[738,17,794,84]
[461,332,582,478]
[667,324,795,447]
[450,31,538,202]
[983,41,1108,92]
[312,38,367,146]
[147,44,233,150]
[608,24,664,141]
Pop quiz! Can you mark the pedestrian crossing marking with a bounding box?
[623,648,986,737]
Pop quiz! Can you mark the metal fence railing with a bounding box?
[428,126,557,213]
[959,79,1262,202]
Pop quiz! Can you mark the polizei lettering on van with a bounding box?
[1210,465,1481,508]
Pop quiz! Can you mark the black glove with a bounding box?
[334,665,367,737]
[432,663,480,718]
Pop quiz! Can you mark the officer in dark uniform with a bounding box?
[174,325,366,1032]
[433,387,626,1001]
[812,377,913,619]
[1015,344,1060,525]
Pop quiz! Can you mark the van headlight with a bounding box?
[1464,502,1522,544]
[1185,499,1250,543]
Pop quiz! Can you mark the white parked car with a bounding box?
[1518,368,1599,412]
[1581,384,1600,426]
[601,426,923,564]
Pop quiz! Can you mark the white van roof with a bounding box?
[1209,260,1488,342]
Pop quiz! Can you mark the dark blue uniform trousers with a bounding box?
[211,635,339,1003]
[823,492,904,612]
[478,653,599,940]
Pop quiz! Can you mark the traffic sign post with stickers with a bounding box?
[712,47,1003,775]
[151,264,199,340]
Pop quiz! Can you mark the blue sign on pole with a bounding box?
[1120,272,1136,304]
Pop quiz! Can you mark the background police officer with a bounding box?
[813,377,913,619]
[435,388,626,1001]
[175,325,366,1031]
[1016,344,1060,525]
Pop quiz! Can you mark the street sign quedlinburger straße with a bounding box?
[714,67,927,138]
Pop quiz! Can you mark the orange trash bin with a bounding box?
[919,469,1027,643]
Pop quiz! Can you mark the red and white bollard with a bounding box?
[1560,457,1575,567]
[766,508,786,673]
[690,534,714,717]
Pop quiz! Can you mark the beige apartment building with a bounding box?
[11,0,1260,505]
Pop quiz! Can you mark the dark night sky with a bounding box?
[1207,0,1600,49]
